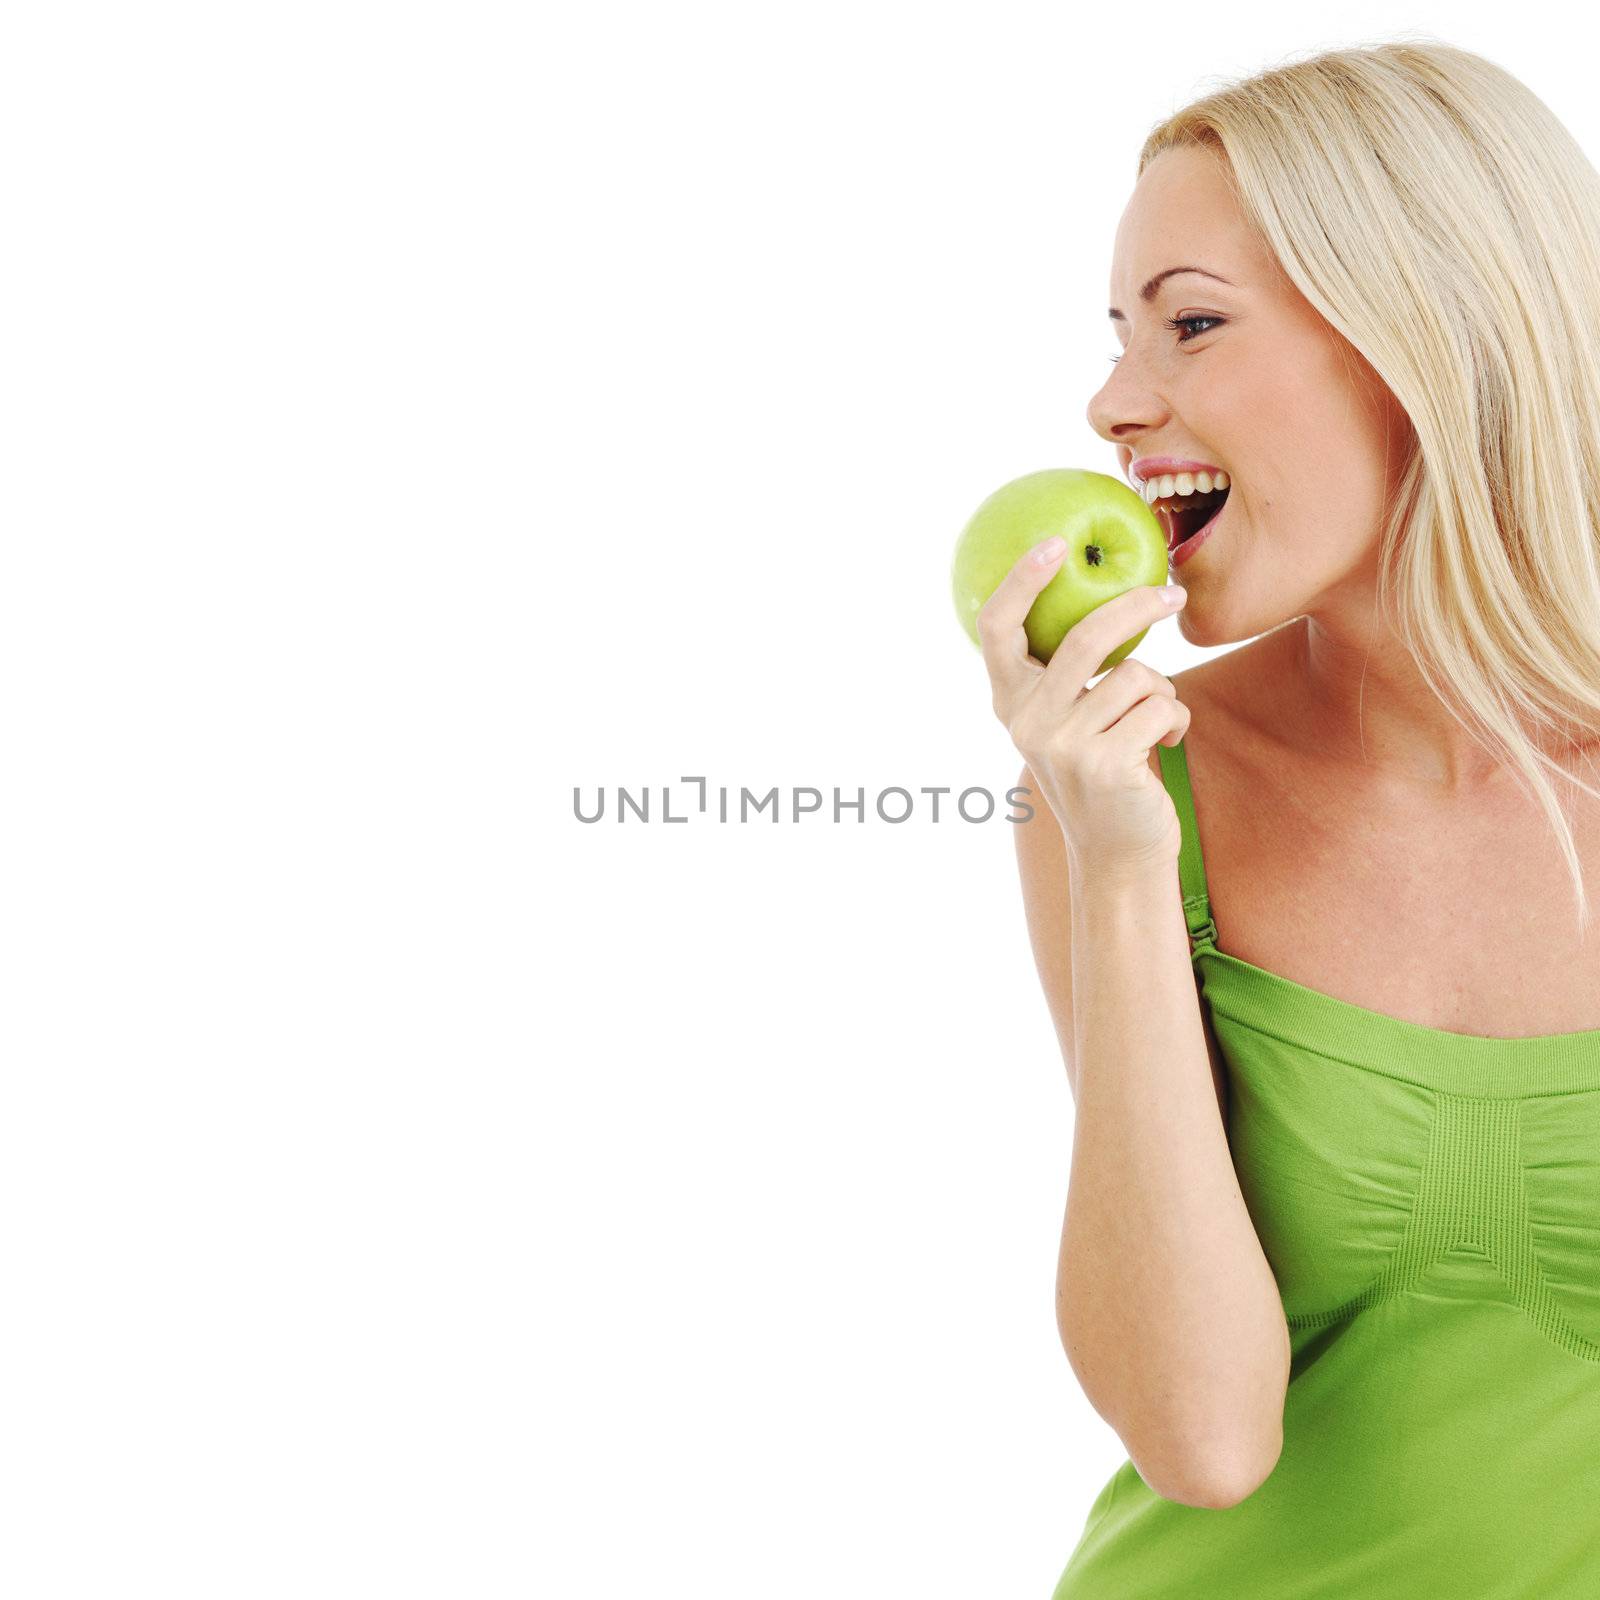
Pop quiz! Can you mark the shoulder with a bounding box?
[1145,623,1302,784]
[1144,656,1228,784]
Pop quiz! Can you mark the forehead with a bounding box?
[1110,146,1249,288]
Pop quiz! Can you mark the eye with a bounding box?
[1167,314,1223,341]
[1108,315,1224,363]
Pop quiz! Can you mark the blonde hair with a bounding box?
[1143,36,1600,934]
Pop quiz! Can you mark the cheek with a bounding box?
[1231,329,1349,436]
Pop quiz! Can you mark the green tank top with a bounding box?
[1050,734,1600,1598]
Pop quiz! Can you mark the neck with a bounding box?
[1276,615,1597,796]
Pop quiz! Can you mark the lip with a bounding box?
[1129,455,1223,485]
[1170,494,1225,568]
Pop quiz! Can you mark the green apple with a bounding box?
[952,468,1169,674]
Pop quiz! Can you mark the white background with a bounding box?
[5,4,1593,1596]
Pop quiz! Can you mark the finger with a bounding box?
[1077,658,1177,735]
[976,536,1069,714]
[1030,583,1185,720]
[1104,687,1190,756]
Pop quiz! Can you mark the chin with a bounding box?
[1172,594,1273,651]
[1168,601,1227,649]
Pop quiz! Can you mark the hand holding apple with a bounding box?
[966,478,1193,878]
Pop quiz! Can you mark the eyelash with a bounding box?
[1108,315,1223,363]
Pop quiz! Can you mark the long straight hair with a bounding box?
[1143,38,1600,933]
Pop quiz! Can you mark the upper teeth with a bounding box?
[1141,469,1229,504]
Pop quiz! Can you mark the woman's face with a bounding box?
[1087,144,1413,645]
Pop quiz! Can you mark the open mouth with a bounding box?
[1156,485,1230,552]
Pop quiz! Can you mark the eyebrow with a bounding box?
[1108,266,1233,322]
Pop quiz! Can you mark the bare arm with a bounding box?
[1014,759,1289,1509]
[1016,751,1230,1123]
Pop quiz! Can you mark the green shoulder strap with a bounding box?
[1156,736,1219,958]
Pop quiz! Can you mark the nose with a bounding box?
[1081,361,1171,480]
[1086,352,1165,467]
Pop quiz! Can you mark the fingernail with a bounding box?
[1160,584,1187,605]
[1033,536,1066,564]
